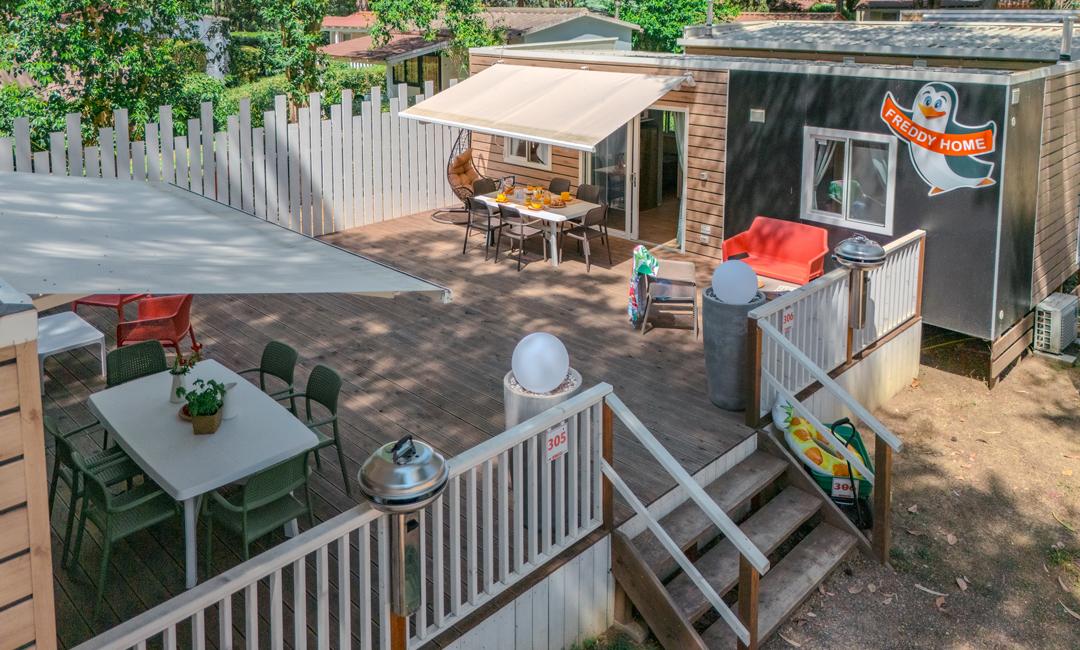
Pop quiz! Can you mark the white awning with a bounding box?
[399,64,692,152]
[0,173,450,301]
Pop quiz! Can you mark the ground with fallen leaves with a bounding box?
[764,347,1080,649]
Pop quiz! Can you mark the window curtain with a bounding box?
[812,140,838,210]
[673,112,688,249]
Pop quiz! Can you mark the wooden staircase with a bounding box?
[612,438,864,649]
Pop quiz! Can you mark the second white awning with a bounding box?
[399,64,692,152]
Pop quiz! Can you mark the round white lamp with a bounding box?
[710,260,758,305]
[511,332,570,394]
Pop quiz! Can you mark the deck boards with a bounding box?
[44,210,751,647]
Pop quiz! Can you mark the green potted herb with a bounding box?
[169,352,200,404]
[177,379,226,435]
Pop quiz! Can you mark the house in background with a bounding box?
[320,7,640,96]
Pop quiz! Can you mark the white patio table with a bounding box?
[87,359,318,589]
[473,191,599,268]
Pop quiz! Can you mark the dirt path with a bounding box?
[765,354,1080,649]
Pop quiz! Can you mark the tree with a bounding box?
[0,1,209,132]
[600,0,739,53]
[251,0,330,109]
[368,0,500,59]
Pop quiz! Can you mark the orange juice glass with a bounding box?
[560,191,571,201]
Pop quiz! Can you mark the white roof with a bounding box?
[399,63,691,152]
[0,173,450,300]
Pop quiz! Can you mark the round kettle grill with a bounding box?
[358,435,449,616]
[833,235,887,329]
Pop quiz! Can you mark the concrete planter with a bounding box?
[503,368,583,429]
[702,288,766,411]
[503,368,581,533]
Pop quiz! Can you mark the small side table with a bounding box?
[37,312,106,392]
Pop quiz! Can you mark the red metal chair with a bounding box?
[116,294,201,359]
[72,294,149,320]
[722,216,829,285]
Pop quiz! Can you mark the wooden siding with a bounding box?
[469,55,729,260]
[1033,70,1080,304]
[0,324,57,650]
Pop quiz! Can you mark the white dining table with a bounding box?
[87,359,318,589]
[473,191,599,268]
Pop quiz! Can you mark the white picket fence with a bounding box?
[0,80,458,237]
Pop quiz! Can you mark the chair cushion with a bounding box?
[448,148,482,192]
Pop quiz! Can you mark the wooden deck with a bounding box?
[44,211,752,647]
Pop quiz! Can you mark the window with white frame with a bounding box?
[503,137,551,170]
[801,127,897,236]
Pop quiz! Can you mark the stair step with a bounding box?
[667,486,822,623]
[633,452,788,580]
[701,523,857,648]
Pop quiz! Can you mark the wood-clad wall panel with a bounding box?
[469,55,728,259]
[0,328,56,650]
[1033,70,1080,304]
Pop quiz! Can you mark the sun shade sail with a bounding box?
[0,173,450,301]
[399,64,692,152]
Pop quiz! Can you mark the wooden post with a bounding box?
[872,440,893,566]
[745,318,763,428]
[737,555,759,650]
[0,290,56,650]
[602,401,614,532]
[390,612,408,650]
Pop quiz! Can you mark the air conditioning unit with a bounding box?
[1034,292,1079,354]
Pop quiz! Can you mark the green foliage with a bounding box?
[222,74,294,118]
[223,62,386,119]
[227,31,290,83]
[250,0,329,106]
[0,84,70,150]
[368,0,500,60]
[321,63,387,107]
[809,2,837,11]
[594,0,738,53]
[172,38,209,75]
[0,1,209,132]
[177,379,226,416]
[172,73,228,132]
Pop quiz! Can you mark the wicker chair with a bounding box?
[576,184,601,204]
[433,130,514,224]
[462,197,505,260]
[549,177,571,194]
[495,205,548,271]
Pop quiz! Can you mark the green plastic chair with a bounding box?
[203,452,314,571]
[45,417,143,569]
[279,364,351,494]
[103,340,168,447]
[239,340,299,412]
[70,454,177,617]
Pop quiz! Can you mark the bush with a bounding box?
[809,2,837,11]
[171,73,228,132]
[222,73,293,118]
[172,38,208,75]
[226,31,287,83]
[0,84,70,150]
[322,63,387,108]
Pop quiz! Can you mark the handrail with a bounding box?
[447,382,612,478]
[601,459,751,646]
[759,320,903,452]
[748,266,848,321]
[763,369,875,483]
[73,504,384,650]
[604,394,770,572]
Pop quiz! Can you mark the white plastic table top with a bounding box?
[37,311,104,357]
[473,191,598,223]
[87,359,318,501]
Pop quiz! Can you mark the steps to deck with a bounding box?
[665,486,822,623]
[632,452,788,580]
[701,523,857,647]
[616,446,861,649]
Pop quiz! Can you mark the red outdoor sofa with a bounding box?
[721,216,830,285]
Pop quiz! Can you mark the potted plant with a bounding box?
[168,352,200,404]
[177,379,226,435]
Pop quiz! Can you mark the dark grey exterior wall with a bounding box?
[724,69,1009,340]
[994,78,1044,338]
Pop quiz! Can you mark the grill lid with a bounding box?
[834,234,886,269]
[357,435,449,513]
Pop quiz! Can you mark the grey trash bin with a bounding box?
[702,288,766,411]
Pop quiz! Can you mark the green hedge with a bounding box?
[222,63,388,118]
[226,31,287,84]
[809,3,837,12]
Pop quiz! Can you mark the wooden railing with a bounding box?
[73,385,613,650]
[0,81,458,238]
[748,230,927,421]
[747,230,926,567]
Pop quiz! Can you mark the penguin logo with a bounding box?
[881,82,997,196]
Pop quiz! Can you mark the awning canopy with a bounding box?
[399,64,693,152]
[0,173,450,301]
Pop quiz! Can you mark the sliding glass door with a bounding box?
[584,118,638,238]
